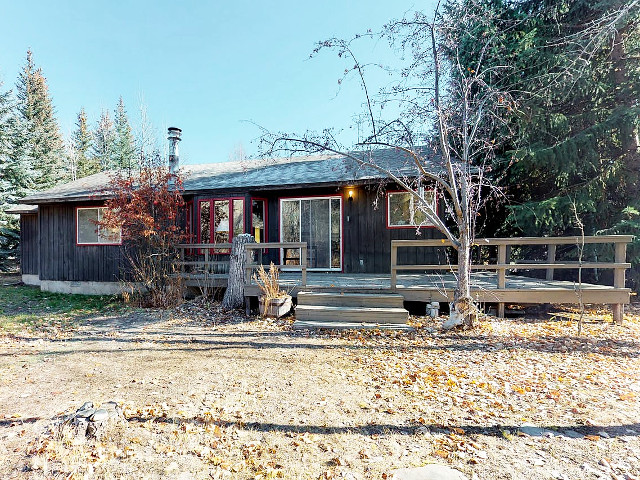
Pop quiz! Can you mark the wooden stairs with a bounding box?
[293,292,413,331]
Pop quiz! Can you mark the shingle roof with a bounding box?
[21,147,442,204]
[4,204,38,214]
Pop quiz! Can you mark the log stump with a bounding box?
[222,234,255,310]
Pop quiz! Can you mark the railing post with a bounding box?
[546,243,556,281]
[390,241,398,291]
[612,240,627,324]
[204,248,210,275]
[301,244,307,287]
[497,243,506,318]
[243,245,251,285]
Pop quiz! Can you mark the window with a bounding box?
[280,196,342,270]
[76,207,121,245]
[387,190,436,228]
[251,199,267,243]
[198,198,245,245]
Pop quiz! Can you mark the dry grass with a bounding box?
[253,263,288,300]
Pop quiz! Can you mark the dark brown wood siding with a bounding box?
[20,214,39,275]
[342,186,444,274]
[38,204,124,282]
[256,185,444,274]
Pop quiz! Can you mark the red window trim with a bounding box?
[385,189,437,230]
[75,206,123,246]
[250,197,268,243]
[197,197,246,246]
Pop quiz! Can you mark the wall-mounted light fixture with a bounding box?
[348,188,354,202]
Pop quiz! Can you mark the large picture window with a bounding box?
[387,190,436,228]
[198,198,245,245]
[76,207,122,245]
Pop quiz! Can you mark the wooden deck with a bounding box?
[243,271,630,305]
[178,236,633,321]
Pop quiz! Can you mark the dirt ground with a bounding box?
[0,290,639,479]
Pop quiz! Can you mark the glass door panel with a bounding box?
[280,197,341,270]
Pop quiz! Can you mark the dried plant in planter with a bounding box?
[253,262,291,318]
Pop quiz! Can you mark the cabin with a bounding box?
[8,128,632,327]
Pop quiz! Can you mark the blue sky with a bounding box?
[0,1,436,165]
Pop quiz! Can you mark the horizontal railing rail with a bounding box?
[175,243,233,280]
[390,235,633,290]
[244,242,307,287]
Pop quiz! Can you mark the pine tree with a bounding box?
[92,109,115,170]
[0,80,34,270]
[71,108,99,178]
[112,97,135,171]
[15,50,64,189]
[451,0,640,288]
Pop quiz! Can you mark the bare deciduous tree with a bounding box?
[261,1,514,328]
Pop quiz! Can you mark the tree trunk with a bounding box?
[444,230,476,329]
[222,234,255,310]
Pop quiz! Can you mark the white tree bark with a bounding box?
[222,234,255,310]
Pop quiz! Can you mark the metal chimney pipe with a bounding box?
[167,127,182,173]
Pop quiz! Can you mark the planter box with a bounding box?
[259,295,292,318]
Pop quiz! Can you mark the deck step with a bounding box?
[293,320,414,331]
[297,291,405,308]
[295,305,409,324]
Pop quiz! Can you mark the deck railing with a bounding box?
[391,235,633,318]
[175,243,233,282]
[244,242,308,287]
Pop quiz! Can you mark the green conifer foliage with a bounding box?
[0,80,34,270]
[452,0,640,288]
[112,97,136,171]
[72,108,99,178]
[92,109,115,170]
[15,50,64,190]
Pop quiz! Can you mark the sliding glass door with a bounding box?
[280,197,342,270]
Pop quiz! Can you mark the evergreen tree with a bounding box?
[15,50,64,189]
[112,97,135,171]
[0,80,34,270]
[450,0,640,288]
[72,108,99,178]
[92,109,115,170]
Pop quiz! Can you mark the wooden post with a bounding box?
[546,244,556,281]
[612,241,627,325]
[301,244,307,287]
[390,242,398,291]
[497,244,506,318]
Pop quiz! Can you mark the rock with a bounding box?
[86,420,106,439]
[90,409,109,422]
[520,426,552,437]
[75,408,95,419]
[73,418,89,437]
[443,312,464,330]
[392,464,468,480]
[77,402,94,412]
[562,430,584,439]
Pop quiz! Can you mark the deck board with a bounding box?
[243,272,630,305]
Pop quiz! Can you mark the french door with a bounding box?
[280,196,342,271]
